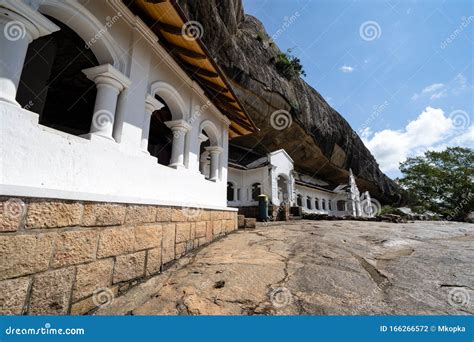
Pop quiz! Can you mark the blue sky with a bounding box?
[243,0,473,178]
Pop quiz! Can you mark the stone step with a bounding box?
[244,218,256,229]
[237,214,245,229]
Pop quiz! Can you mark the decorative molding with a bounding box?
[82,63,131,91]
[0,0,60,41]
[37,0,126,71]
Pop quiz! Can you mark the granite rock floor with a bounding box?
[95,220,474,315]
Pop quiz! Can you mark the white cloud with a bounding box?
[340,65,354,73]
[450,125,474,145]
[411,83,445,101]
[363,107,462,173]
[430,89,448,100]
[422,83,444,93]
[451,73,469,95]
[411,74,472,101]
[360,127,372,140]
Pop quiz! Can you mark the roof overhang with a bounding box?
[294,180,336,194]
[123,0,259,139]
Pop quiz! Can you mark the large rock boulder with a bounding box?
[177,0,401,203]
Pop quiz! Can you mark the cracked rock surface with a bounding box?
[96,221,473,315]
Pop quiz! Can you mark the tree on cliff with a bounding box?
[399,147,474,220]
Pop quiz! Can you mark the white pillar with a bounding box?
[141,94,164,153]
[199,151,209,175]
[165,119,192,169]
[205,146,223,182]
[0,3,59,106]
[197,133,209,173]
[82,64,131,141]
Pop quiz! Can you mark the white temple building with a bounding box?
[0,0,378,315]
[0,0,258,209]
[227,148,374,218]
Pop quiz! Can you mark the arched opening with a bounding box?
[198,133,211,178]
[315,198,320,210]
[148,95,173,166]
[198,121,221,181]
[277,175,289,204]
[322,199,327,211]
[306,196,312,209]
[251,183,261,201]
[328,200,333,211]
[16,15,99,136]
[296,194,302,207]
[227,182,235,201]
[337,200,346,211]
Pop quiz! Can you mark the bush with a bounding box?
[272,49,306,80]
[379,205,404,216]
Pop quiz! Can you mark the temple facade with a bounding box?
[0,0,258,315]
[0,0,375,316]
[227,148,374,218]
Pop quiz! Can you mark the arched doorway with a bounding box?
[296,194,302,207]
[337,200,346,211]
[198,120,222,182]
[148,95,173,166]
[306,196,312,209]
[16,15,99,135]
[251,183,261,201]
[227,182,235,201]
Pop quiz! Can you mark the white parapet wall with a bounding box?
[0,103,229,210]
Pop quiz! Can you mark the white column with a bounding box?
[197,132,209,173]
[165,119,192,169]
[269,166,278,205]
[199,151,209,175]
[205,146,223,182]
[82,64,131,141]
[141,94,164,153]
[0,2,59,106]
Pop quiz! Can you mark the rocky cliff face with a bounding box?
[177,0,401,202]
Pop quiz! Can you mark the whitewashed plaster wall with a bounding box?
[0,0,231,209]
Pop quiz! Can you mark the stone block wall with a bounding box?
[0,197,237,315]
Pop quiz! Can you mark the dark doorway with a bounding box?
[148,95,173,166]
[16,15,99,135]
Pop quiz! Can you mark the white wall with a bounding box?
[294,184,348,216]
[0,0,232,210]
[227,167,269,207]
